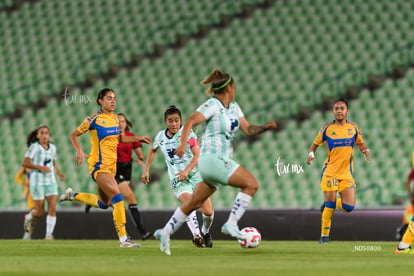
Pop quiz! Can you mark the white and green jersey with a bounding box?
[153,127,199,182]
[25,142,57,186]
[196,97,244,158]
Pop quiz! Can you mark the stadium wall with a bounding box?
[0,209,403,241]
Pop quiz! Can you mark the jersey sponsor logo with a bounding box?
[344,139,353,146]
[166,148,176,165]
[230,119,239,131]
[43,159,51,166]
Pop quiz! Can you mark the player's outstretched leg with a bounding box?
[396,218,414,254]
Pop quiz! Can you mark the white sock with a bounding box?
[119,235,128,243]
[201,212,214,235]
[46,215,56,236]
[226,192,252,225]
[26,212,33,222]
[185,211,200,236]
[163,207,188,236]
[399,241,410,249]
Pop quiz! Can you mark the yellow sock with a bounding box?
[321,207,335,236]
[336,198,345,212]
[112,200,127,238]
[402,221,414,245]
[73,193,99,208]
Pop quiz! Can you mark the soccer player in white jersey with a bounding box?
[22,125,66,240]
[142,105,214,248]
[154,69,276,255]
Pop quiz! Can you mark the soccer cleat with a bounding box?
[202,232,213,248]
[395,246,414,255]
[319,235,330,244]
[59,188,74,202]
[154,229,171,256]
[22,231,31,240]
[120,239,141,248]
[221,223,246,240]
[85,204,92,213]
[192,234,206,248]
[141,231,152,241]
[44,234,54,240]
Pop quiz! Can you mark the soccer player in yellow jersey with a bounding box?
[307,98,369,244]
[395,167,414,254]
[62,88,151,248]
[16,168,35,212]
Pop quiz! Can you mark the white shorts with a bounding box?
[30,182,58,200]
[170,171,203,198]
[198,154,240,188]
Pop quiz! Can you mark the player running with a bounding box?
[307,98,369,244]
[22,125,66,240]
[141,105,214,248]
[60,88,151,247]
[153,69,276,255]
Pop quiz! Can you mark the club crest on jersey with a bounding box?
[348,128,353,135]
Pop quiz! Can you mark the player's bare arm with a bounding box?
[120,135,152,144]
[176,112,206,158]
[70,129,88,167]
[141,147,158,185]
[357,143,370,162]
[307,144,319,165]
[239,117,276,136]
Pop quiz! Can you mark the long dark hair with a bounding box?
[96,88,114,106]
[27,125,50,147]
[117,113,133,132]
[164,105,182,121]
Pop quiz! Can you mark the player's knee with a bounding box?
[342,203,354,213]
[244,180,259,196]
[325,201,336,209]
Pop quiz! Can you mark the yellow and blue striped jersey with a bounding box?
[77,109,120,168]
[313,120,364,180]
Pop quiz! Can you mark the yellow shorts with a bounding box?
[89,163,116,182]
[320,175,356,192]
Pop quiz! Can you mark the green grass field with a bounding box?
[0,240,411,276]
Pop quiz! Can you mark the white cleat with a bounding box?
[221,223,246,240]
[59,188,74,202]
[154,229,171,256]
[120,239,141,248]
[44,234,54,240]
[22,231,31,240]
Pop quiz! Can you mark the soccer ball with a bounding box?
[238,227,261,248]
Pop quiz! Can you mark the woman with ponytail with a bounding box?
[154,69,276,255]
